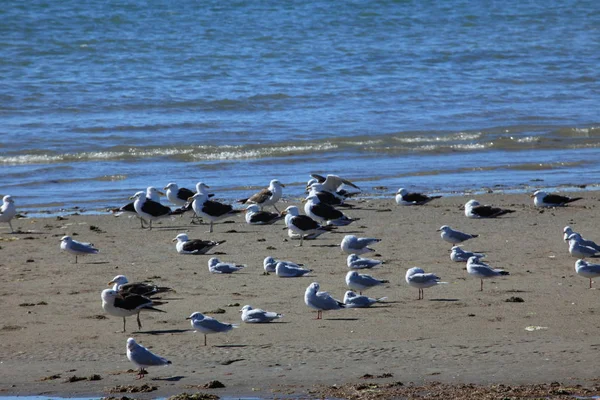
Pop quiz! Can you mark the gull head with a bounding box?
[186,312,204,321]
[263,256,275,266]
[465,199,480,208]
[3,195,14,204]
[60,235,72,243]
[240,305,253,313]
[307,282,320,293]
[467,255,482,264]
[173,233,189,243]
[531,190,546,198]
[347,254,359,263]
[129,191,145,200]
[397,188,408,196]
[164,182,177,191]
[406,267,425,280]
[126,337,137,350]
[146,186,165,196]
[101,288,120,301]
[282,206,299,216]
[245,204,261,214]
[195,182,210,193]
[108,275,128,286]
[270,179,285,188]
[437,225,450,232]
[208,257,220,267]
[575,259,587,270]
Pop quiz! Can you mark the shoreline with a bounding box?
[2,191,600,399]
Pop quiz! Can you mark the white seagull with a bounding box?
[0,195,17,233]
[341,235,381,255]
[438,225,478,245]
[238,179,285,213]
[208,257,246,274]
[188,183,242,233]
[108,275,174,298]
[173,233,225,255]
[245,204,284,225]
[101,289,166,332]
[304,194,358,226]
[405,267,448,300]
[240,305,283,323]
[304,282,345,319]
[164,182,196,207]
[345,270,389,294]
[60,235,99,264]
[126,337,171,379]
[275,261,312,277]
[563,227,600,251]
[575,259,600,288]
[347,254,382,269]
[263,256,302,273]
[283,205,331,247]
[395,188,441,206]
[343,291,387,308]
[466,256,509,291]
[187,312,238,346]
[131,190,172,230]
[567,234,599,259]
[450,246,485,262]
[464,199,515,218]
[532,190,582,207]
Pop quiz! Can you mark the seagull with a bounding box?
[563,227,600,251]
[173,233,225,255]
[466,256,509,291]
[405,267,448,300]
[304,282,345,319]
[309,174,361,198]
[283,205,331,247]
[101,289,166,332]
[108,275,174,298]
[237,179,285,213]
[567,234,600,258]
[240,305,283,323]
[347,254,382,269]
[450,246,485,262]
[126,338,171,379]
[60,235,99,264]
[395,188,441,206]
[164,182,195,207]
[187,312,239,346]
[340,235,381,255]
[131,191,173,230]
[0,195,17,233]
[263,256,302,273]
[575,259,600,288]
[437,225,478,245]
[345,271,389,294]
[245,204,284,225]
[304,194,358,226]
[465,199,515,218]
[112,187,164,228]
[208,257,246,274]
[343,291,387,308]
[275,261,312,277]
[188,183,242,233]
[306,184,353,207]
[532,190,582,207]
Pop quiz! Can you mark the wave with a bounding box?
[2,124,599,165]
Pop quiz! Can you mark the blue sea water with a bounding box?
[1,0,599,214]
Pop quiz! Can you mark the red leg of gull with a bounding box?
[316,310,322,320]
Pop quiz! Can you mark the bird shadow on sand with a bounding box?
[329,230,364,235]
[428,298,460,302]
[136,329,193,335]
[308,244,340,248]
[85,261,110,265]
[152,375,185,382]
[213,344,247,348]
[324,317,360,321]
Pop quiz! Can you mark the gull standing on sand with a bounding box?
[563,227,600,251]
[341,235,381,255]
[187,312,238,346]
[532,190,582,207]
[132,190,173,230]
[245,204,284,225]
[345,270,389,294]
[450,246,485,262]
[188,183,242,233]
[466,256,509,291]
[263,256,303,273]
[395,188,441,206]
[60,235,99,263]
[208,257,246,274]
[173,233,225,255]
[567,234,600,258]
[238,179,285,213]
[0,195,17,233]
[101,289,166,332]
[347,254,382,269]
[283,205,331,247]
[438,225,478,245]
[575,259,600,288]
[111,187,162,228]
[304,194,358,226]
[275,261,312,277]
[343,291,387,308]
[126,337,171,379]
[464,199,515,219]
[405,267,448,300]
[304,282,345,319]
[108,275,173,298]
[240,305,283,323]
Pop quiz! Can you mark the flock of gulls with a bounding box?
[0,177,595,379]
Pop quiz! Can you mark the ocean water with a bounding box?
[1,0,599,214]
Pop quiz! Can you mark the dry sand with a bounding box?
[1,191,600,399]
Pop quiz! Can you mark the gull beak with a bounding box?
[129,195,136,200]
[187,196,195,202]
[157,190,165,196]
[301,198,307,203]
[163,186,169,191]
[185,317,191,320]
[529,193,535,198]
[172,237,178,242]
[281,210,287,216]
[281,183,286,187]
[436,229,441,232]
[107,280,115,286]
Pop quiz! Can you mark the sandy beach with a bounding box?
[1,191,600,399]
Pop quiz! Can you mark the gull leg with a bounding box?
[9,220,14,233]
[75,255,78,264]
[480,279,484,291]
[316,310,322,320]
[206,221,214,234]
[148,220,153,230]
[137,312,143,330]
[296,235,304,247]
[273,204,280,214]
[122,317,127,333]
[590,278,593,289]
[139,217,146,229]
[204,334,207,346]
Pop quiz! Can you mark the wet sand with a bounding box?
[1,191,600,399]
